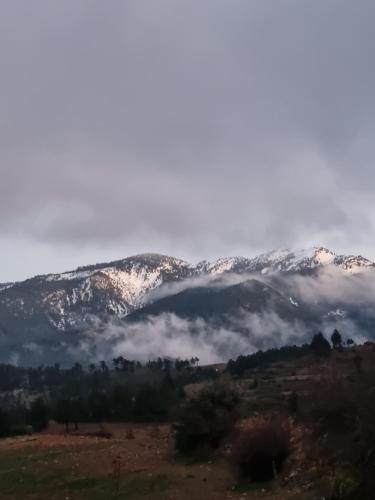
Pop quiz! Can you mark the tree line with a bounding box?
[227,329,354,376]
[0,355,217,438]
[0,356,202,393]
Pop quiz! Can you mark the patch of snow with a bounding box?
[336,255,374,274]
[0,283,15,292]
[207,258,239,275]
[289,297,299,307]
[99,264,169,306]
[313,247,336,265]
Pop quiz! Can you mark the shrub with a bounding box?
[174,382,240,456]
[232,418,291,481]
[309,369,375,499]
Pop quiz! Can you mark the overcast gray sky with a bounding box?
[1,0,375,282]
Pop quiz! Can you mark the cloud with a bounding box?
[287,267,375,306]
[75,312,307,364]
[76,304,369,366]
[145,272,245,304]
[23,342,44,355]
[1,1,375,281]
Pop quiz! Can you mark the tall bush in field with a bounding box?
[174,382,240,456]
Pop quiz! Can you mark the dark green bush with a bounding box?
[174,382,240,456]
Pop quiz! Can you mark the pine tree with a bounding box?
[331,329,342,349]
[311,332,332,358]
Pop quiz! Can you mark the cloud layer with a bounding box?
[1,1,375,280]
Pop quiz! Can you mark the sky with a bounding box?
[1,0,375,282]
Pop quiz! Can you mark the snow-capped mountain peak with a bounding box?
[203,246,370,276]
[0,248,374,336]
[248,246,335,273]
[43,253,195,320]
[204,257,249,275]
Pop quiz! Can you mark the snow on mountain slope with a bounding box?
[248,246,336,273]
[0,254,198,333]
[333,254,374,272]
[205,247,374,275]
[0,283,14,292]
[41,254,196,329]
[0,247,374,334]
[202,257,251,275]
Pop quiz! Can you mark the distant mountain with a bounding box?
[0,246,374,364]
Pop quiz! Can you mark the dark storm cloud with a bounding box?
[1,0,375,280]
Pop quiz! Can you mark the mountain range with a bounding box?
[1,246,374,365]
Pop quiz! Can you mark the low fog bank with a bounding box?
[81,312,308,364]
[145,273,247,304]
[287,267,375,306]
[77,311,367,365]
[150,266,375,307]
[6,311,368,367]
[72,267,375,364]
[5,266,375,366]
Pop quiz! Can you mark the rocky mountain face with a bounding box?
[0,254,195,333]
[0,246,374,364]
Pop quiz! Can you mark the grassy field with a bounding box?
[0,420,323,500]
[0,423,235,500]
[1,346,373,499]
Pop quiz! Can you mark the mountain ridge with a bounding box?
[0,245,374,365]
[3,245,373,287]
[1,247,373,326]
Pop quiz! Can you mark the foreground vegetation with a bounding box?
[1,330,374,499]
